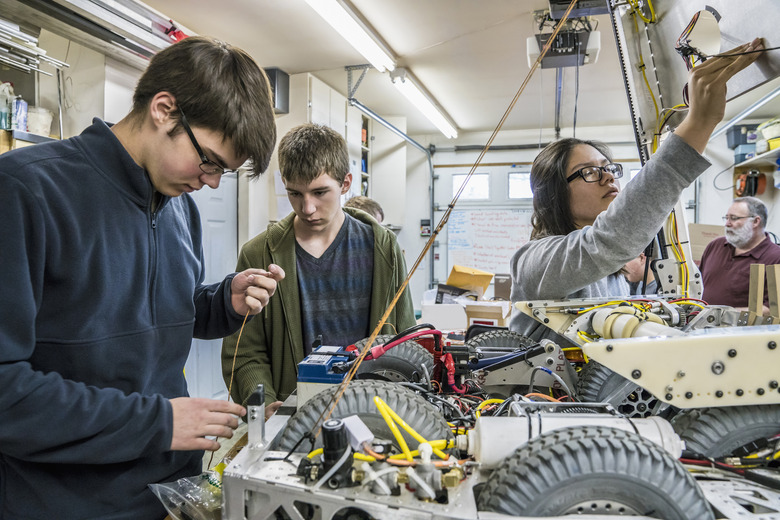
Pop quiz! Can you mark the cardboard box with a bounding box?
[726,124,758,149]
[420,304,467,331]
[0,130,10,154]
[446,265,494,297]
[465,301,512,327]
[688,223,724,263]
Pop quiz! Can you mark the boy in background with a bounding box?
[222,123,414,414]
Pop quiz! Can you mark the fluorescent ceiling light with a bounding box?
[304,0,395,73]
[391,68,458,139]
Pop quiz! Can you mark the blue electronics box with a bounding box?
[297,345,351,385]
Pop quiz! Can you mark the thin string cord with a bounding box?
[209,309,251,469]
[309,0,584,441]
[228,310,252,398]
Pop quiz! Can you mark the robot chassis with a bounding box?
[221,296,780,520]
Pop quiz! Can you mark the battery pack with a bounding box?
[296,346,350,407]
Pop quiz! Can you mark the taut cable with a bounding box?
[310,0,583,440]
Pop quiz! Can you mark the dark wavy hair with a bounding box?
[530,138,613,239]
[130,36,276,178]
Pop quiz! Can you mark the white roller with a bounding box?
[468,414,683,469]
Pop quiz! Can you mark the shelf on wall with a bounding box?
[735,147,780,169]
[0,129,57,153]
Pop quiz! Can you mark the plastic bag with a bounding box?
[148,469,223,520]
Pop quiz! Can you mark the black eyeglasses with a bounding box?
[566,163,623,183]
[722,215,755,222]
[179,111,237,176]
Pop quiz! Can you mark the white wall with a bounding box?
[37,30,107,138]
[398,124,640,312]
[104,56,142,123]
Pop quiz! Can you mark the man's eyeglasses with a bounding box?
[722,215,755,222]
[179,111,237,176]
[566,163,624,183]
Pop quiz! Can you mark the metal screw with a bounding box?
[770,381,778,389]
[658,263,664,269]
[707,315,715,323]
[757,388,765,395]
[677,370,686,378]
[665,385,673,393]
[736,389,744,396]
[715,390,723,398]
[728,349,737,358]
[769,341,777,350]
[665,393,673,400]
[545,357,555,366]
[711,362,724,375]
[606,345,613,352]
[685,392,693,399]
[631,369,642,379]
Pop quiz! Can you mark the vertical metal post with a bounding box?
[247,384,266,449]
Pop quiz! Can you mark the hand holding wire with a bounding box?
[230,264,285,316]
[169,397,246,451]
[675,38,764,153]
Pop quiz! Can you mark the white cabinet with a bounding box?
[370,116,406,228]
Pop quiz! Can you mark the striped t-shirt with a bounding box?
[296,213,374,354]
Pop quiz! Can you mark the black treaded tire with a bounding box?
[575,360,660,418]
[278,380,451,452]
[477,426,714,520]
[353,335,433,383]
[464,330,535,352]
[674,405,780,458]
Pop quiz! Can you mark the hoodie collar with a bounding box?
[74,118,156,208]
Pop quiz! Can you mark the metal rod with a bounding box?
[348,98,429,155]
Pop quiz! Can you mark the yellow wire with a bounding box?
[630,10,659,122]
[578,300,646,314]
[307,448,378,463]
[673,300,705,310]
[668,210,689,297]
[374,396,413,461]
[474,398,505,419]
[354,453,375,462]
[653,104,687,154]
[387,439,455,460]
[627,0,656,23]
[378,397,449,461]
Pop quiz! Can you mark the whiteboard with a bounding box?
[447,209,533,275]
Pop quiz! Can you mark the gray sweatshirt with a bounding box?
[509,133,711,331]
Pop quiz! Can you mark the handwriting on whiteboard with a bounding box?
[448,209,533,274]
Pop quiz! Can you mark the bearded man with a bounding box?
[699,196,780,313]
